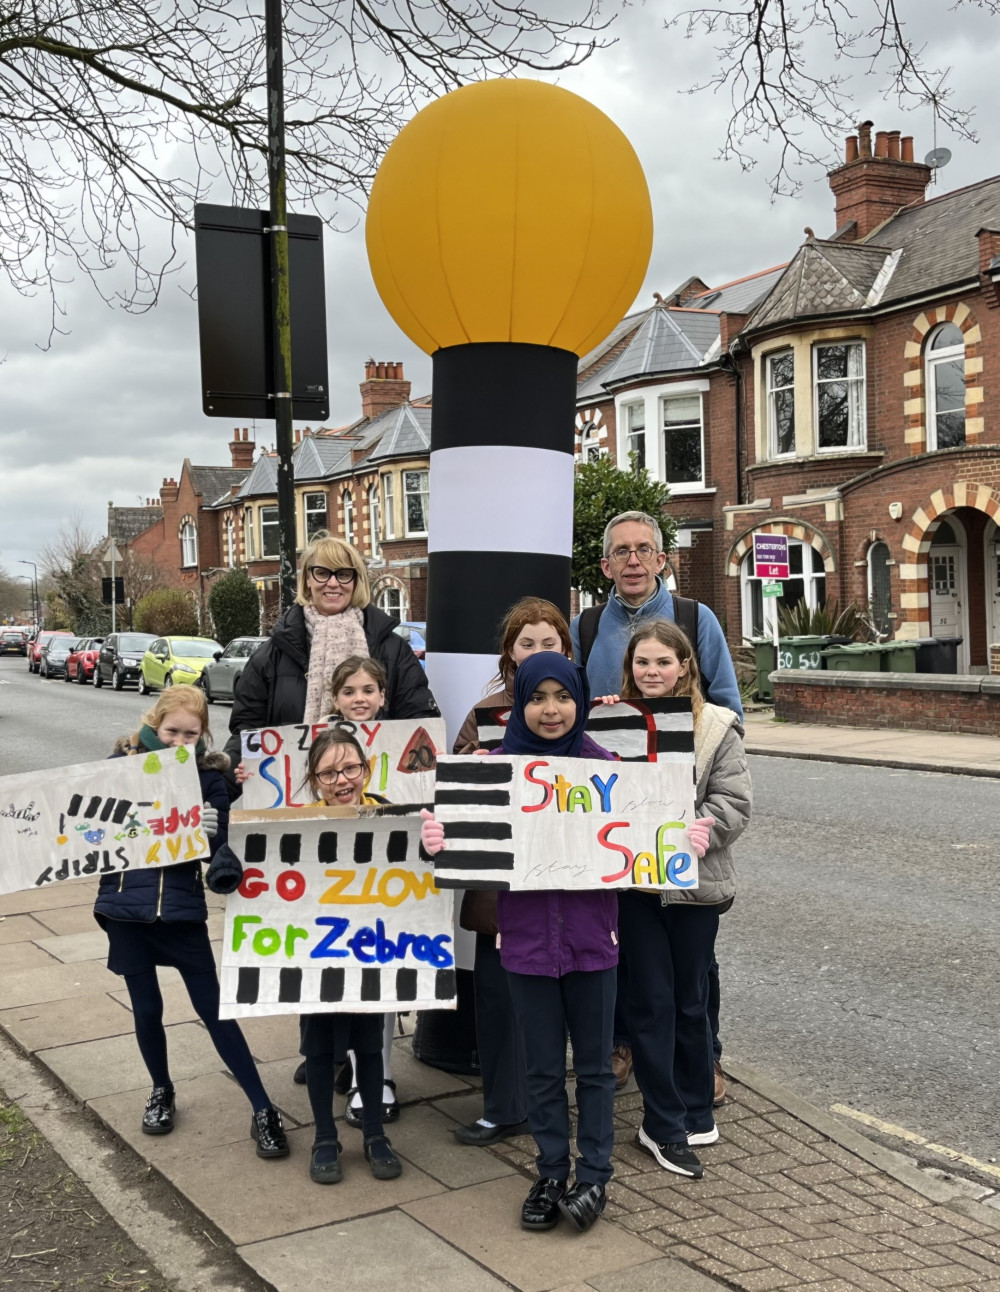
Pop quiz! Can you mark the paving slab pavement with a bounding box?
[744,711,1000,777]
[4,877,1000,1289]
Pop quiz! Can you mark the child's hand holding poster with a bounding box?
[219,806,456,1018]
[432,752,698,892]
[0,748,208,896]
[239,717,446,809]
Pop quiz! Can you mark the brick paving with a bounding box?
[489,1083,1000,1291]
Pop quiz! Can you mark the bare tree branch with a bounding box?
[0,0,611,336]
[672,0,980,195]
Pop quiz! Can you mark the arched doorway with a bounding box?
[927,517,969,672]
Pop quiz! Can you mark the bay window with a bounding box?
[815,341,866,450]
[766,350,796,457]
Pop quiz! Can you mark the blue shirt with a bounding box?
[570,579,744,719]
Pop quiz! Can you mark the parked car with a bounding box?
[94,633,157,690]
[199,636,267,704]
[0,628,27,656]
[29,629,74,674]
[138,636,223,695]
[66,637,104,684]
[39,636,82,679]
[393,621,427,662]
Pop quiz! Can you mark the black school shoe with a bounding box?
[363,1134,402,1180]
[345,1081,399,1129]
[636,1126,703,1178]
[310,1140,342,1184]
[293,1060,307,1085]
[455,1118,530,1146]
[558,1182,607,1233]
[520,1178,566,1231]
[141,1086,175,1135]
[251,1106,290,1159]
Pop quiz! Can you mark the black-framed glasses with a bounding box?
[307,565,357,586]
[316,763,366,783]
[609,544,657,564]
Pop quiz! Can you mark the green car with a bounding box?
[138,635,223,695]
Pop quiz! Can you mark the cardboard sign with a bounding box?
[432,755,698,893]
[474,697,695,763]
[0,748,209,896]
[239,717,446,809]
[219,807,456,1017]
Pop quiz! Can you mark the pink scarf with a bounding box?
[302,603,368,722]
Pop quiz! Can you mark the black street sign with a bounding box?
[102,577,125,606]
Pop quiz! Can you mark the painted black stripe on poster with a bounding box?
[360,968,381,1001]
[434,969,457,1000]
[426,551,571,656]
[395,968,418,1001]
[435,761,513,784]
[279,833,301,863]
[431,343,578,454]
[244,833,267,863]
[435,851,515,870]
[454,878,511,891]
[443,821,513,841]
[318,832,337,863]
[585,714,655,731]
[434,790,510,807]
[655,732,696,752]
[320,968,345,1002]
[278,968,302,1002]
[236,967,259,1004]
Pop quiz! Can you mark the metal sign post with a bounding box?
[753,534,789,670]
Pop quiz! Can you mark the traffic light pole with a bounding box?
[265,0,297,611]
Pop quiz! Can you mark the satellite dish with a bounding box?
[924,147,952,169]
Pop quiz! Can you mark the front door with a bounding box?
[928,545,967,670]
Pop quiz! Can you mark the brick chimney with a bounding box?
[828,121,931,241]
[160,477,180,504]
[229,427,255,470]
[360,360,411,421]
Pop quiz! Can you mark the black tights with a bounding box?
[306,1050,384,1143]
[123,968,270,1113]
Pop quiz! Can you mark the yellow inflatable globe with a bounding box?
[366,79,653,358]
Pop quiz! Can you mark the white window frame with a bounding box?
[579,420,606,463]
[766,349,796,459]
[382,474,396,539]
[225,517,235,567]
[403,469,429,538]
[925,324,966,452]
[813,340,867,452]
[260,505,279,558]
[740,539,826,640]
[304,491,328,541]
[614,380,712,494]
[342,490,354,547]
[622,401,646,470]
[376,584,408,620]
[244,508,255,560]
[661,391,705,489]
[180,520,198,568]
[368,483,381,559]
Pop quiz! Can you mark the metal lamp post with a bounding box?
[19,560,38,631]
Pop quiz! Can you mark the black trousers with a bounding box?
[615,941,722,1061]
[474,934,527,1126]
[618,894,719,1144]
[507,967,616,1186]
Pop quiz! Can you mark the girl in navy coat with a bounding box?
[94,688,288,1157]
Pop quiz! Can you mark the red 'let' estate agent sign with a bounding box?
[753,534,790,581]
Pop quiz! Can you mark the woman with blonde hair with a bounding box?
[226,532,439,1104]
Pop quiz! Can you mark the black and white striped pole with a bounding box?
[366,78,652,741]
[366,78,651,1068]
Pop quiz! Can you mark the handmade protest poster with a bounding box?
[432,752,698,893]
[219,806,456,1017]
[474,697,695,762]
[0,747,208,896]
[239,717,446,809]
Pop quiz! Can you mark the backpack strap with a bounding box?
[671,594,701,667]
[577,603,607,666]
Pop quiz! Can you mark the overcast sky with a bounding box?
[3,0,999,582]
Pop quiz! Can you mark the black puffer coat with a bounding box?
[224,602,438,770]
[93,744,230,924]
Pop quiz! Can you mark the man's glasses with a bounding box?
[308,565,357,585]
[316,763,366,783]
[609,544,657,564]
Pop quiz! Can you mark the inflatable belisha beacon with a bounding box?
[366,79,653,743]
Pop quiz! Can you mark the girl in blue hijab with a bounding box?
[423,651,619,1234]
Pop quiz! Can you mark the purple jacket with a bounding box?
[494,734,619,978]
